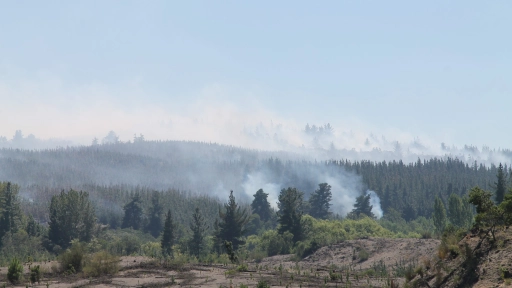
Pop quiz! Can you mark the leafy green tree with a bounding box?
[251,189,272,222]
[348,193,375,219]
[432,196,447,234]
[161,209,175,257]
[122,193,144,230]
[189,207,207,257]
[469,186,504,240]
[308,183,332,219]
[216,191,249,251]
[495,163,507,204]
[145,191,163,237]
[277,187,304,243]
[48,190,96,249]
[0,182,22,241]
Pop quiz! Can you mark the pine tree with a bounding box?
[145,191,163,237]
[448,193,464,228]
[432,196,447,234]
[308,183,332,219]
[216,191,249,251]
[349,193,375,219]
[0,182,22,240]
[277,187,304,243]
[469,186,504,240]
[122,193,144,230]
[189,207,207,257]
[251,189,272,222]
[161,209,175,257]
[495,163,506,204]
[48,189,96,248]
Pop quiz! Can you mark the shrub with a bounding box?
[30,265,41,284]
[83,251,120,277]
[262,231,293,256]
[414,266,424,278]
[7,257,23,284]
[59,241,87,273]
[438,233,460,260]
[329,270,342,281]
[250,249,267,263]
[420,230,433,239]
[256,280,270,288]
[358,247,370,262]
[295,240,321,259]
[237,263,249,272]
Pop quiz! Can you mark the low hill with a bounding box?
[412,228,512,288]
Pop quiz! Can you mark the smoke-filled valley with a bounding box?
[3,2,512,286]
[1,138,508,221]
[1,137,510,287]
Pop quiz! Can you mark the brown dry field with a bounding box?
[0,238,440,288]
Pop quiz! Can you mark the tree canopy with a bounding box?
[216,191,249,251]
[48,189,96,249]
[251,189,272,222]
[349,193,375,219]
[308,183,332,219]
[277,187,304,243]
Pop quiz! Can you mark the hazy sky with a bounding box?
[1,1,511,148]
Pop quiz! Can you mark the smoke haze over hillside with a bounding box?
[1,80,511,166]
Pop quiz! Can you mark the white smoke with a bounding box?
[240,168,385,219]
[367,190,383,219]
[241,173,280,209]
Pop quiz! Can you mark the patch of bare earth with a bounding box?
[0,238,442,287]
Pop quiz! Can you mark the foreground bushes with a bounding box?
[7,257,23,284]
[58,240,119,276]
[83,251,120,277]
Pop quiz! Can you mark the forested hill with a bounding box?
[335,158,508,219]
[0,141,510,220]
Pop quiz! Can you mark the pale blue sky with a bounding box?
[1,1,511,148]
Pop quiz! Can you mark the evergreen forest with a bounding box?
[0,140,511,271]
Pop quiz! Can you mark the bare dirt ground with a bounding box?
[0,238,441,288]
[413,228,512,288]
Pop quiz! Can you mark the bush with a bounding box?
[83,251,120,277]
[59,241,87,273]
[237,263,249,272]
[295,240,322,259]
[256,280,270,288]
[358,247,370,262]
[437,233,460,260]
[261,231,293,256]
[30,265,41,284]
[7,257,23,284]
[329,270,342,281]
[421,230,433,239]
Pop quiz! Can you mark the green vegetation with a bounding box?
[48,189,96,249]
[1,141,512,287]
[83,251,120,277]
[215,191,249,251]
[7,257,23,284]
[161,209,176,257]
